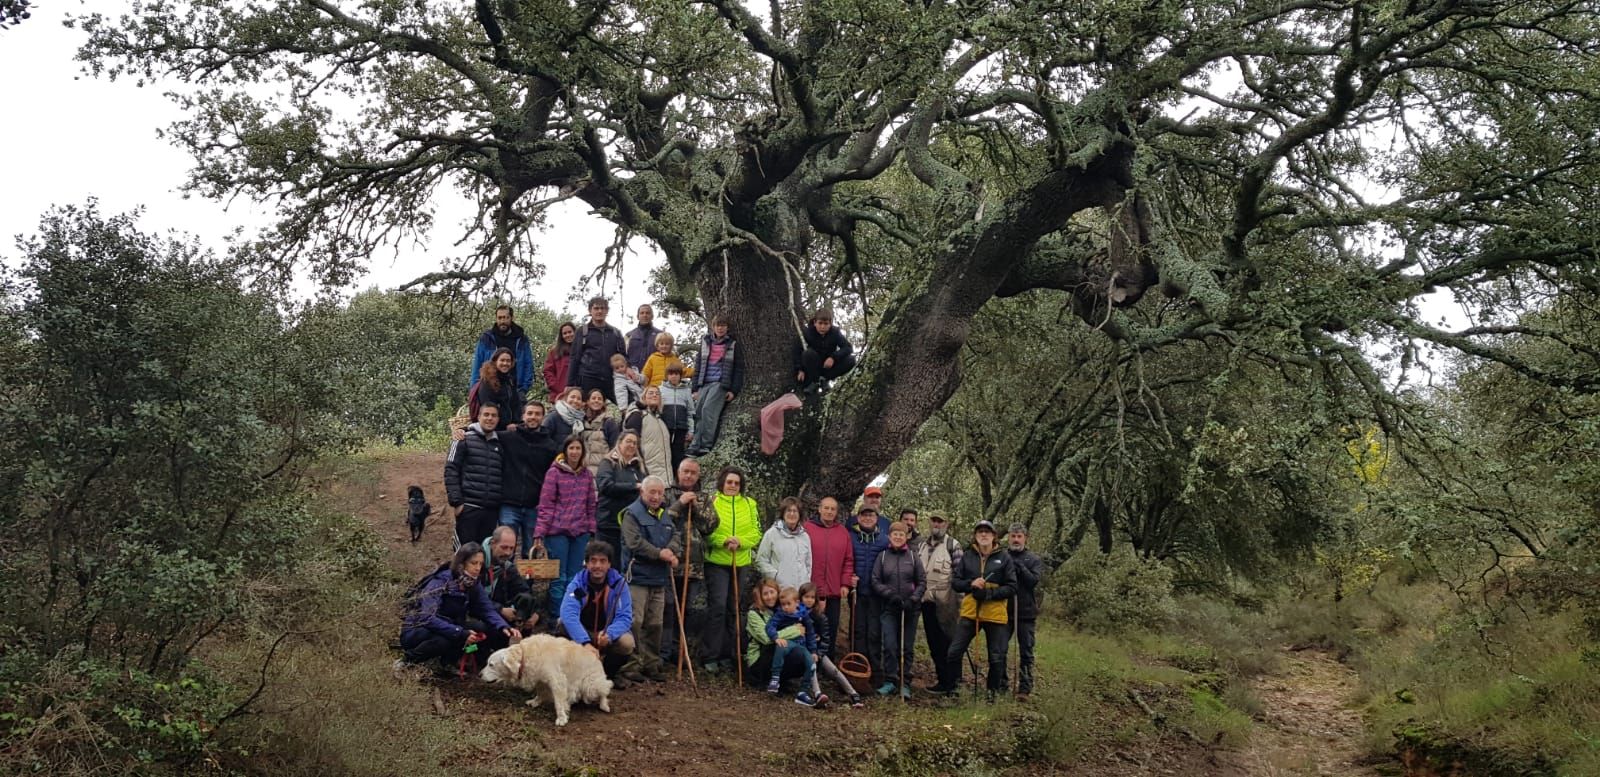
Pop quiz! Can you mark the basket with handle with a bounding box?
[839,590,874,694]
[516,545,561,581]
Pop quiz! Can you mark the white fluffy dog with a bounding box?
[479,634,613,726]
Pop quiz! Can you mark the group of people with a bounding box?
[402,299,1045,711]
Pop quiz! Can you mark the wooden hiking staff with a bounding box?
[898,606,906,703]
[732,548,743,687]
[676,498,697,689]
[838,590,873,693]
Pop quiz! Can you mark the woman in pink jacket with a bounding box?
[537,437,596,622]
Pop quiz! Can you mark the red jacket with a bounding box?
[542,347,571,403]
[807,516,855,598]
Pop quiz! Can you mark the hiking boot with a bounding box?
[849,694,865,708]
[1016,692,1031,703]
[701,660,724,675]
[928,683,957,696]
[612,675,633,690]
[643,664,670,683]
[620,668,647,684]
[766,678,781,695]
[794,691,818,707]
[876,682,897,696]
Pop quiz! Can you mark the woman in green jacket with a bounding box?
[699,466,763,673]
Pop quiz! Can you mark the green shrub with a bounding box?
[1048,546,1179,634]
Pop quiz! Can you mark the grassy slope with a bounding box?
[201,448,1259,776]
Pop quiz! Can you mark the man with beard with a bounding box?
[916,514,963,694]
[1007,523,1045,701]
[470,305,535,395]
[566,296,628,404]
[660,458,716,666]
[624,303,665,372]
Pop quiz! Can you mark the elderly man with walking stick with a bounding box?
[660,459,714,672]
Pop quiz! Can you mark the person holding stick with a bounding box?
[871,521,926,700]
[936,520,1017,702]
[620,476,680,683]
[700,466,761,675]
[661,458,714,670]
[1007,523,1045,702]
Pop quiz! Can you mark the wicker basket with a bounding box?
[448,404,471,434]
[516,558,561,580]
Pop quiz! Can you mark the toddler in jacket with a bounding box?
[764,587,818,699]
[642,332,694,387]
[801,582,856,707]
[610,353,645,412]
[657,362,695,467]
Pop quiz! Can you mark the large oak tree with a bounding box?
[75,0,1600,500]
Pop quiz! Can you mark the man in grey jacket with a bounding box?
[917,514,964,694]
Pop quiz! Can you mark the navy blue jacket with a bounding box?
[620,498,682,587]
[401,563,510,641]
[848,519,890,596]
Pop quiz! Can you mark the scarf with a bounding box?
[554,401,585,429]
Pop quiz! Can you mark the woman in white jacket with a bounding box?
[756,497,813,590]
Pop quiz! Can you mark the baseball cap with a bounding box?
[973,520,997,534]
[863,486,883,497]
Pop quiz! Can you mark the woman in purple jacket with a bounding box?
[538,437,598,622]
[398,542,515,669]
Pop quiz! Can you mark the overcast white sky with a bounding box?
[0,1,664,330]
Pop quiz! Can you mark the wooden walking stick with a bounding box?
[678,501,693,679]
[732,549,743,687]
[898,606,907,703]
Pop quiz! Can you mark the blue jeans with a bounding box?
[544,533,592,620]
[498,505,537,559]
[771,639,816,688]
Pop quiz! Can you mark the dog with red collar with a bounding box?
[480,633,613,726]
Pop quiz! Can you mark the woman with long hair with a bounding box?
[593,431,647,568]
[398,542,516,669]
[536,437,598,623]
[581,388,618,473]
[622,385,672,480]
[542,321,577,403]
[545,386,586,441]
[469,346,524,430]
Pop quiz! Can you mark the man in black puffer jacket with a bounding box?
[445,404,505,549]
[499,403,561,559]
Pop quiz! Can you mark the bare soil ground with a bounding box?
[1222,647,1389,776]
[337,451,1390,777]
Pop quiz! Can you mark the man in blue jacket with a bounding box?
[469,305,535,394]
[847,505,890,688]
[620,476,681,682]
[560,539,637,685]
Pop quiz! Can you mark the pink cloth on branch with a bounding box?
[759,392,804,455]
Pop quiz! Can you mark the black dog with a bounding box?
[406,485,433,543]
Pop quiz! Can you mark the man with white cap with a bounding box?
[1006,522,1044,701]
[935,519,1017,701]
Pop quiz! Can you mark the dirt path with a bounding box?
[1225,647,1385,776]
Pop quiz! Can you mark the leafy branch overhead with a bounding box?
[74,0,1600,494]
